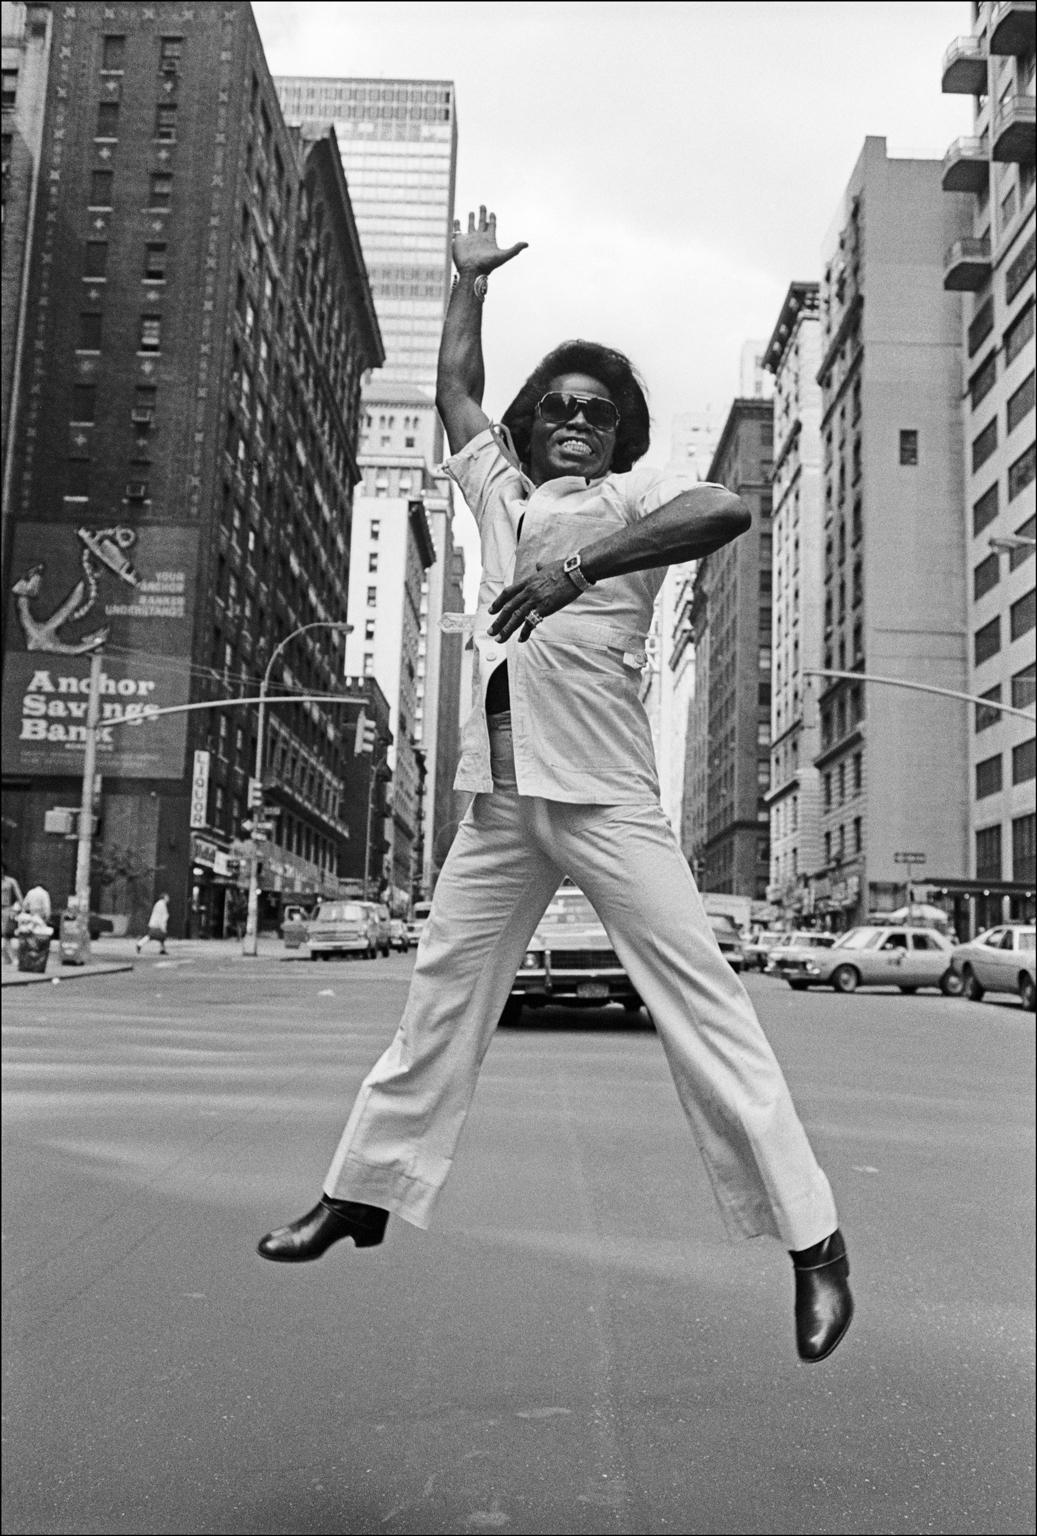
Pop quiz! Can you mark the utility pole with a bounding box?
[72,650,103,962]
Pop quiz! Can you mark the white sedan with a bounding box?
[949,925,1036,1011]
[781,925,960,994]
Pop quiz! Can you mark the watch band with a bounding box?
[563,552,595,593]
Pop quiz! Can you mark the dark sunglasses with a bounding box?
[535,392,620,433]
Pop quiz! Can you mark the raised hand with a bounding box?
[452,206,528,275]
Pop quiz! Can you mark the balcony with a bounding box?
[941,35,988,94]
[991,95,1036,162]
[941,136,989,192]
[944,235,992,291]
[988,0,1035,55]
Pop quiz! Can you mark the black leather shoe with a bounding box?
[790,1228,853,1362]
[257,1197,388,1262]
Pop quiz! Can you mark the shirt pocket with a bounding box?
[523,632,656,778]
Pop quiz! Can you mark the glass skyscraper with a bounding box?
[274,76,457,421]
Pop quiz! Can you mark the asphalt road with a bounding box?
[2,946,1034,1536]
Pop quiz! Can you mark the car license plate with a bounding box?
[576,981,609,1000]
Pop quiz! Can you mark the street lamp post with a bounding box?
[242,620,352,957]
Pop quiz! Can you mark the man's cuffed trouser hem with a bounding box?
[327,1153,444,1231]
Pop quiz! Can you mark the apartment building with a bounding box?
[939,0,1036,932]
[347,389,438,907]
[762,282,825,924]
[685,399,774,899]
[0,4,382,936]
[813,138,972,928]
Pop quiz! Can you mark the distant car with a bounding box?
[388,917,409,953]
[949,925,1035,1010]
[405,900,433,948]
[781,924,959,994]
[707,912,745,972]
[743,931,784,971]
[361,901,392,957]
[765,931,836,976]
[504,883,643,1024]
[307,899,376,960]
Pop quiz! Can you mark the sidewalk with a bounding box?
[1,932,316,986]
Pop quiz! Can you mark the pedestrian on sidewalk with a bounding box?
[2,867,25,964]
[135,893,170,956]
[258,208,853,1364]
[22,882,51,923]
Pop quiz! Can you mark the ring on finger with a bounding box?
[526,609,543,628]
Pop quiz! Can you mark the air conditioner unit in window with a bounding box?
[131,408,154,424]
[125,481,148,499]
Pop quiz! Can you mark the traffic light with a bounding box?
[354,711,377,755]
[247,778,263,808]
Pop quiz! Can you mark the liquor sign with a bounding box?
[2,523,199,779]
[189,751,211,829]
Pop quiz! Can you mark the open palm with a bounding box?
[452,206,528,273]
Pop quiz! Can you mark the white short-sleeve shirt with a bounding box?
[443,427,712,803]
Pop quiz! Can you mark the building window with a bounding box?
[1010,588,1035,642]
[368,552,379,573]
[1,68,18,109]
[139,316,161,351]
[972,483,999,538]
[975,754,1003,798]
[1012,663,1036,709]
[154,105,178,141]
[77,313,102,351]
[975,685,1002,731]
[159,37,183,73]
[89,170,113,208]
[1013,813,1037,883]
[972,418,998,473]
[83,241,108,279]
[1006,371,1035,436]
[143,243,167,281]
[95,101,120,139]
[974,615,1001,665]
[975,824,1002,881]
[973,553,1000,601]
[1008,442,1035,501]
[364,620,375,641]
[1012,737,1036,784]
[1009,515,1035,570]
[71,385,96,423]
[148,172,173,209]
[898,429,919,466]
[1005,303,1035,368]
[366,585,377,606]
[101,35,126,72]
[969,352,997,410]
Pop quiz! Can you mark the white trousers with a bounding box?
[325,719,838,1250]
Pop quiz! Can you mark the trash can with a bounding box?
[59,911,90,966]
[17,932,51,974]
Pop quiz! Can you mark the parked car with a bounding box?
[743,930,785,971]
[362,901,392,957]
[405,900,433,948]
[708,911,745,972]
[764,931,836,975]
[307,899,376,960]
[388,917,409,953]
[503,882,643,1024]
[948,924,1035,1010]
[780,925,959,994]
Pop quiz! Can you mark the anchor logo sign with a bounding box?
[11,526,141,654]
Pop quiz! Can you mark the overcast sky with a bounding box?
[252,0,974,587]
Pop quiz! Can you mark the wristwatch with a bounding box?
[563,552,595,593]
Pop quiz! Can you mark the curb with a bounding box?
[1,962,135,989]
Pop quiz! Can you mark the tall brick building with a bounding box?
[1,2,382,936]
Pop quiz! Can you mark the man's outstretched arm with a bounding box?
[436,206,527,455]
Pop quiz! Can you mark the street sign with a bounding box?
[241,818,274,838]
[893,853,927,863]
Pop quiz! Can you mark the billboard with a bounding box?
[2,523,200,780]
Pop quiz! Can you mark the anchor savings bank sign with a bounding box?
[2,523,200,780]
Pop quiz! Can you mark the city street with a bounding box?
[2,948,1034,1536]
